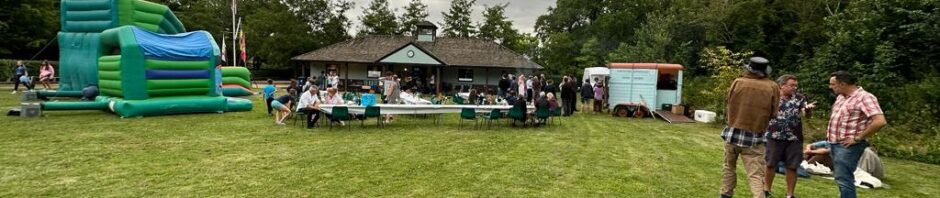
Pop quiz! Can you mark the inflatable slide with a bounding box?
[40,0,253,118]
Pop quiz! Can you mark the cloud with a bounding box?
[345,0,554,36]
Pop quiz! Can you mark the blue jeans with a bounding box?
[830,140,868,198]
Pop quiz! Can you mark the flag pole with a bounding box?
[232,0,237,67]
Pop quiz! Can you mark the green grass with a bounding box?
[1,86,938,197]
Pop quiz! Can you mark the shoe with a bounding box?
[11,91,16,94]
[340,121,346,126]
[764,191,771,198]
[785,196,796,198]
[720,194,732,198]
[276,122,285,125]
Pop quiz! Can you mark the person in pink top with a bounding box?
[826,71,887,198]
[39,60,55,90]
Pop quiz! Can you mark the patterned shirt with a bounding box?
[827,87,883,142]
[766,94,806,141]
[721,127,765,147]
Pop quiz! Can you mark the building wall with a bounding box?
[303,62,538,92]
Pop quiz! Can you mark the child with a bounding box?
[262,79,277,115]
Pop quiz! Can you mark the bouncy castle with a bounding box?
[39,0,253,117]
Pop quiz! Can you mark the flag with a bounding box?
[239,30,247,62]
[221,35,227,63]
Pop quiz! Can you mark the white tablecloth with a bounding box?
[318,104,533,115]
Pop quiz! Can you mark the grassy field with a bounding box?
[1,86,938,197]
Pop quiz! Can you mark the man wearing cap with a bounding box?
[826,71,887,198]
[720,57,780,198]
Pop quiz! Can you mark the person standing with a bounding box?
[328,71,340,89]
[581,79,594,112]
[592,80,605,114]
[296,86,322,129]
[826,71,887,198]
[517,75,528,102]
[560,77,577,116]
[12,61,29,94]
[764,74,816,198]
[39,61,55,90]
[531,77,542,103]
[498,74,511,98]
[720,57,779,198]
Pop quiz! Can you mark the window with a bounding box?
[367,65,382,78]
[458,69,473,82]
[420,28,433,35]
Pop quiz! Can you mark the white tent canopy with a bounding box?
[583,67,610,85]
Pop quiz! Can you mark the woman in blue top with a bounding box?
[12,61,30,94]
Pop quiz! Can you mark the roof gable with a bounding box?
[379,43,443,65]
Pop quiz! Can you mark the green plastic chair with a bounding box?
[508,106,527,127]
[292,110,307,127]
[484,109,502,129]
[452,95,465,104]
[459,108,478,129]
[550,108,562,125]
[534,107,551,127]
[362,106,383,127]
[328,106,352,130]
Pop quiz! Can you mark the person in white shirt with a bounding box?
[321,88,346,126]
[296,86,321,128]
[328,71,340,88]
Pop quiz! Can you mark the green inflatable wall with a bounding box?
[41,0,253,118]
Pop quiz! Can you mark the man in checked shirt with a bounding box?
[826,71,888,198]
[720,57,780,198]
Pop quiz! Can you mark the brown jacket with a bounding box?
[726,74,780,133]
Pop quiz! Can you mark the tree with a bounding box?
[358,0,400,36]
[0,1,59,60]
[398,0,428,35]
[440,0,476,37]
[477,3,519,46]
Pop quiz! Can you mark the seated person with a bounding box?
[360,89,378,107]
[505,90,519,106]
[547,92,559,112]
[296,86,322,129]
[512,93,527,122]
[321,88,347,126]
[804,141,885,179]
[533,92,550,124]
[484,90,496,105]
[468,89,479,105]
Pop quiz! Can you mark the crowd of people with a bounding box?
[721,57,887,198]
[260,70,611,128]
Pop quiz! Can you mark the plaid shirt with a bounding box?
[721,127,765,147]
[827,87,883,142]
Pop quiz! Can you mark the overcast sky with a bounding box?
[345,0,555,36]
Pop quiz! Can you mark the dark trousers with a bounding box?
[265,97,274,115]
[594,99,604,112]
[563,98,575,116]
[13,75,31,91]
[299,108,321,127]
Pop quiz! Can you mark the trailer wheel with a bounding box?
[615,106,629,117]
[634,109,646,118]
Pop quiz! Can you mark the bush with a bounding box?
[693,46,753,123]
